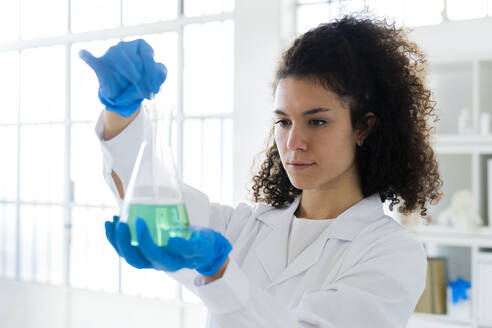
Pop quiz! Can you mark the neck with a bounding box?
[294,164,364,220]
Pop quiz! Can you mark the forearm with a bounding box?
[102,108,141,199]
[204,257,230,284]
[103,108,141,141]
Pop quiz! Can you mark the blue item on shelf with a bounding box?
[448,277,471,304]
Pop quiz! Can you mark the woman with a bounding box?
[82,15,442,327]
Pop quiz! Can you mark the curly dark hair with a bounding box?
[250,15,442,216]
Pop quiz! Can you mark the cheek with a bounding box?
[317,128,356,163]
[274,128,286,152]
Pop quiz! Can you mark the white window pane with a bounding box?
[447,0,486,20]
[184,0,202,16]
[185,0,234,16]
[183,305,207,328]
[296,4,330,34]
[202,119,221,202]
[183,120,203,190]
[332,0,366,19]
[0,51,19,124]
[20,124,64,202]
[366,0,404,26]
[121,262,178,299]
[123,0,177,25]
[184,21,234,115]
[71,124,117,205]
[222,119,233,205]
[21,46,65,123]
[404,0,443,27]
[0,127,18,201]
[297,0,322,4]
[0,204,17,278]
[0,1,19,42]
[19,204,34,280]
[182,285,202,304]
[172,119,180,176]
[223,0,234,12]
[71,39,119,121]
[489,0,492,16]
[203,0,222,15]
[125,33,178,115]
[71,0,120,33]
[19,205,64,284]
[70,207,119,292]
[21,0,67,39]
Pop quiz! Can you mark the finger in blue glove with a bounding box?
[135,218,187,272]
[105,215,122,256]
[165,225,232,277]
[79,39,167,118]
[113,221,152,269]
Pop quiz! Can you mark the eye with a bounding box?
[274,119,290,127]
[310,119,326,127]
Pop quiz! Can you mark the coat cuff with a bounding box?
[193,257,251,314]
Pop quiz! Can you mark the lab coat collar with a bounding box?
[254,193,384,287]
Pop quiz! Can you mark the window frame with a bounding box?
[0,0,234,314]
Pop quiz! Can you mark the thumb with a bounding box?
[79,49,103,72]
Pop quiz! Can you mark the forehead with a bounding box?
[274,77,349,114]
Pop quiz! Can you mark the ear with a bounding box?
[356,112,376,146]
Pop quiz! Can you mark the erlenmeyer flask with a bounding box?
[119,98,190,247]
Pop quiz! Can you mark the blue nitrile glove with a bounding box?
[137,218,233,276]
[105,215,152,269]
[79,39,167,117]
[105,216,232,276]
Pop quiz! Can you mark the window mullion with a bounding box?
[177,11,186,328]
[63,40,72,289]
[15,48,21,281]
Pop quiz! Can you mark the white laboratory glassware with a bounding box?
[119,98,190,246]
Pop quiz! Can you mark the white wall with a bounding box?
[409,19,492,62]
[232,0,296,205]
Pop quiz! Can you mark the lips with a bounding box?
[287,162,314,171]
[288,162,313,165]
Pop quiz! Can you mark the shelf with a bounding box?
[478,318,492,327]
[432,134,492,153]
[407,225,492,247]
[410,312,473,327]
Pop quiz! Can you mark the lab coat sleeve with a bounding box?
[95,109,152,208]
[193,228,427,328]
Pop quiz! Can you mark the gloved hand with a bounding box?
[105,216,232,276]
[79,39,167,117]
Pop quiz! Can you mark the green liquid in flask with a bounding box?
[127,202,190,247]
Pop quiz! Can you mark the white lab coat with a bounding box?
[95,110,427,328]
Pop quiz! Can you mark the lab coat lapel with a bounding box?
[254,195,301,283]
[256,193,384,287]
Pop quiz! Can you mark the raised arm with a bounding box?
[79,39,166,201]
[103,108,140,141]
[104,109,141,200]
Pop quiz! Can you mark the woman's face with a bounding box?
[273,77,360,192]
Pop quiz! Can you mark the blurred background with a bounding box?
[1,0,492,327]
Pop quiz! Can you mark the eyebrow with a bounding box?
[273,107,333,116]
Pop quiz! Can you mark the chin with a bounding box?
[288,178,314,191]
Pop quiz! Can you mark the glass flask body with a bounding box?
[120,100,190,246]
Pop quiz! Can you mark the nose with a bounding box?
[286,123,308,151]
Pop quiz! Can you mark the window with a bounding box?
[0,0,234,325]
[296,0,492,35]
